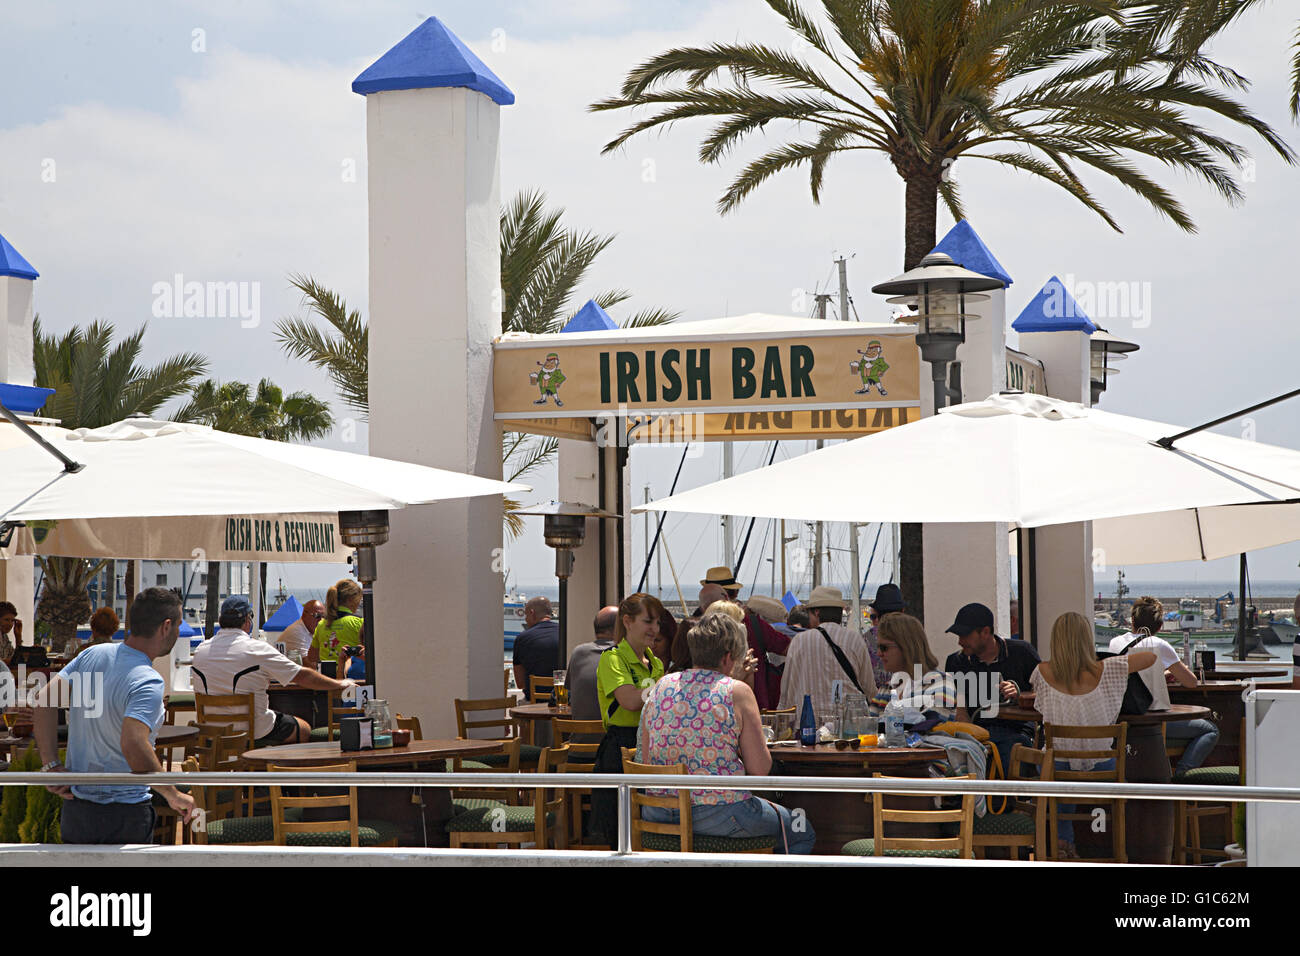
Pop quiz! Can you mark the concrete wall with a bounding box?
[367,87,503,736]
[0,275,36,617]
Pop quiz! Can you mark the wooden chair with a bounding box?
[620,755,775,853]
[553,718,604,847]
[182,750,277,847]
[447,746,570,850]
[454,697,540,771]
[973,745,1053,860]
[194,692,256,738]
[842,774,976,858]
[394,713,423,740]
[1171,719,1241,865]
[164,692,196,727]
[308,693,364,742]
[528,675,554,704]
[267,761,399,847]
[1044,723,1128,863]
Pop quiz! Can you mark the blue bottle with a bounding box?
[799,694,817,747]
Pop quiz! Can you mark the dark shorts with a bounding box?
[255,710,300,745]
[60,797,155,845]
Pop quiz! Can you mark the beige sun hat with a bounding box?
[806,585,848,609]
[746,595,787,624]
[699,566,741,591]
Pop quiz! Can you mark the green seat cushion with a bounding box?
[1174,766,1240,786]
[476,745,543,767]
[445,805,555,833]
[308,727,332,742]
[973,812,1037,837]
[641,832,775,853]
[841,839,959,858]
[202,807,305,845]
[442,759,493,772]
[283,819,402,847]
[451,797,506,816]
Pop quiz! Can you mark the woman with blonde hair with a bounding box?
[306,579,364,678]
[1031,611,1156,857]
[872,613,956,720]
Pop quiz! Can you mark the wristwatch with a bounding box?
[41,760,62,772]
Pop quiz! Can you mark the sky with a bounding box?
[2,1,1299,602]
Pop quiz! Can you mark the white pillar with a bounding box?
[358,19,513,736]
[919,225,1012,652]
[558,438,601,647]
[0,239,37,622]
[1018,294,1096,649]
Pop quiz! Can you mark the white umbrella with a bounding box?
[636,393,1300,531]
[1086,503,1300,565]
[0,417,527,522]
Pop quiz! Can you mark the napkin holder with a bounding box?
[340,717,374,752]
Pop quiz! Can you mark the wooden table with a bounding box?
[241,739,506,847]
[509,703,570,746]
[154,724,198,770]
[768,743,947,854]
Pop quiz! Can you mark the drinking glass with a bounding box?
[552,670,568,707]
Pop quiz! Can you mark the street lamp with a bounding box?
[338,509,389,689]
[872,252,1007,411]
[512,501,619,672]
[1089,329,1139,405]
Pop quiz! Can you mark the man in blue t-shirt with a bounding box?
[34,587,195,844]
[512,596,560,695]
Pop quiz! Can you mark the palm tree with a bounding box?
[1117,0,1300,119]
[590,0,1293,618]
[175,377,333,442]
[590,0,1293,269]
[32,319,209,649]
[275,190,679,536]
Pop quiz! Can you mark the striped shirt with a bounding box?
[778,623,875,716]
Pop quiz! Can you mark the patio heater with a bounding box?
[338,510,389,690]
[512,502,619,671]
[872,252,1006,411]
[1089,329,1139,405]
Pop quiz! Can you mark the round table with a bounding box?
[509,703,570,746]
[768,743,947,854]
[1170,681,1251,767]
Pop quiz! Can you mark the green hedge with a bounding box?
[1,743,62,843]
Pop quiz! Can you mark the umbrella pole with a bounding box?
[1236,552,1247,662]
[1027,528,1039,650]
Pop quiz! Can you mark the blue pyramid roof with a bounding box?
[263,595,305,632]
[352,17,514,104]
[561,299,617,333]
[930,220,1011,287]
[1012,276,1097,333]
[0,233,38,279]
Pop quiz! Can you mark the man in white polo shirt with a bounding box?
[192,596,355,745]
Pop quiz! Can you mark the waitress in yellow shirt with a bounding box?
[307,579,364,678]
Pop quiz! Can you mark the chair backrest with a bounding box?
[268,761,360,846]
[621,756,693,852]
[552,717,604,761]
[452,737,521,804]
[454,697,520,740]
[760,707,797,716]
[326,694,365,742]
[1043,723,1128,781]
[528,675,554,703]
[394,713,423,740]
[195,693,256,738]
[869,773,976,858]
[1007,744,1054,820]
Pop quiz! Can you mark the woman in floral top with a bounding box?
[638,612,815,853]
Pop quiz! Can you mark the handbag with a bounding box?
[1097,633,1154,716]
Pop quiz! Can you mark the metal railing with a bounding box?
[1,768,1293,860]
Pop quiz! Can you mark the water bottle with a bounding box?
[883,691,905,747]
[799,694,817,747]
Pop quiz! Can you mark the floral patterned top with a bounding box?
[638,669,748,805]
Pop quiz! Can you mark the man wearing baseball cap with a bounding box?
[191,595,358,745]
[943,602,1040,772]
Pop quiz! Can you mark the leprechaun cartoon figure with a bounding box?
[851,340,889,396]
[531,352,566,406]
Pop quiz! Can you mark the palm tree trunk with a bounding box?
[205,562,220,638]
[123,561,135,629]
[900,170,942,623]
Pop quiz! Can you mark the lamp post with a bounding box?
[338,510,389,690]
[512,502,619,672]
[1089,329,1139,405]
[872,252,1006,412]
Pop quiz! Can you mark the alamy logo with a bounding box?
[151,273,261,328]
[49,886,151,936]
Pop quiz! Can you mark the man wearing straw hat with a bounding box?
[697,567,790,710]
[778,586,874,716]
